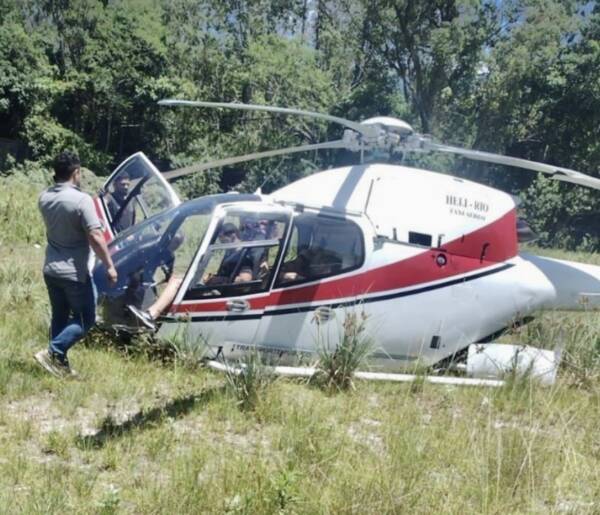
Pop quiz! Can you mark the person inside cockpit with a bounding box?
[105,172,135,232]
[203,223,254,285]
[127,231,185,330]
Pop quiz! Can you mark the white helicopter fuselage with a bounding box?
[93,97,600,379]
[149,163,600,368]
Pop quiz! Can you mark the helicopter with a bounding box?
[91,100,600,386]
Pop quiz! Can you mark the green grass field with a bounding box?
[1,172,600,513]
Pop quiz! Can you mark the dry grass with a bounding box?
[1,176,600,513]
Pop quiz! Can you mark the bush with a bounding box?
[224,351,274,411]
[313,310,373,392]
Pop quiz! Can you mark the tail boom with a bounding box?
[521,253,600,310]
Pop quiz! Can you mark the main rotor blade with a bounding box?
[163,139,348,181]
[159,99,372,137]
[426,142,600,191]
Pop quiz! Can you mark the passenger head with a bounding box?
[240,215,270,240]
[218,223,239,243]
[240,216,257,236]
[53,151,81,185]
[257,218,270,235]
[114,172,130,196]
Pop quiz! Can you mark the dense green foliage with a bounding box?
[1,0,600,249]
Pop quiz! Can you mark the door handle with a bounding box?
[226,299,250,312]
[313,306,334,324]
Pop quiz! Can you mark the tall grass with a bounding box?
[223,351,275,411]
[314,310,374,392]
[1,171,600,513]
[0,171,47,245]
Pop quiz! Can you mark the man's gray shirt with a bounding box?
[39,183,101,283]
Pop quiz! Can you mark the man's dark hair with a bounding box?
[53,151,81,181]
[221,222,239,234]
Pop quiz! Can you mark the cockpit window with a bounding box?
[110,208,178,256]
[276,213,364,286]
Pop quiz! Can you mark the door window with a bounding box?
[276,213,364,286]
[185,212,288,299]
[102,153,179,235]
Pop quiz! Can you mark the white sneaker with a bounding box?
[127,305,156,331]
[34,349,74,378]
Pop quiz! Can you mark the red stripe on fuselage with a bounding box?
[445,207,517,263]
[173,208,518,314]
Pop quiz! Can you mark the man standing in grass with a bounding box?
[35,151,118,378]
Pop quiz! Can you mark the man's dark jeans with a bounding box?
[44,274,96,363]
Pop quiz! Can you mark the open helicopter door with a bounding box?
[159,204,292,357]
[95,152,180,241]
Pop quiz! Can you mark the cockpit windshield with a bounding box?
[94,194,261,328]
[95,201,212,296]
[110,207,178,254]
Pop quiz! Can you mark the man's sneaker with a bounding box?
[34,349,77,379]
[127,305,156,331]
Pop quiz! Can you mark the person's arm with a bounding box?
[88,229,118,285]
[79,195,118,285]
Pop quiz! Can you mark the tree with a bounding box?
[0,15,54,161]
[359,0,497,134]
[460,1,600,249]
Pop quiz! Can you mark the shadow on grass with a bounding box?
[76,384,225,449]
